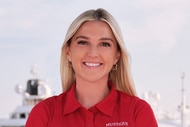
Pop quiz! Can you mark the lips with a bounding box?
[83,62,102,67]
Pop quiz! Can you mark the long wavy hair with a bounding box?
[60,8,137,96]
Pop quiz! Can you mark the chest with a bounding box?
[49,107,135,127]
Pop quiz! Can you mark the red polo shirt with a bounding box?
[25,82,158,127]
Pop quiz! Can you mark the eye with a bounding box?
[101,42,111,47]
[77,40,88,45]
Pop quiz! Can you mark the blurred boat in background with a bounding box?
[0,67,52,127]
[143,73,190,127]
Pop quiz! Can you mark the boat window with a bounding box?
[20,113,26,118]
[26,79,38,95]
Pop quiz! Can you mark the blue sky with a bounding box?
[0,0,190,118]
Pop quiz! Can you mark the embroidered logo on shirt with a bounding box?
[106,121,128,127]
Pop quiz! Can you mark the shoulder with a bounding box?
[29,92,68,117]
[118,91,148,107]
[117,91,155,118]
[34,92,67,110]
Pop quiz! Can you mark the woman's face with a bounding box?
[67,21,120,83]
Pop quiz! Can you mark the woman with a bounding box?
[25,8,158,127]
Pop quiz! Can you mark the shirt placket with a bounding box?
[86,110,94,127]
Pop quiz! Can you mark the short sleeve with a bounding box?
[25,97,54,127]
[134,100,158,127]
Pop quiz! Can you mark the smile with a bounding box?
[83,62,102,67]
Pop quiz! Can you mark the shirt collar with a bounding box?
[62,82,118,117]
[62,83,82,115]
[95,82,118,116]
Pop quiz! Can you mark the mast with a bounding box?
[30,65,38,79]
[181,72,186,127]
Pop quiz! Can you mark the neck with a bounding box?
[75,80,110,109]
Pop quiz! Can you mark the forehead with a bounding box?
[74,20,115,37]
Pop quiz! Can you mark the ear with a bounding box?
[114,51,120,64]
[66,46,71,62]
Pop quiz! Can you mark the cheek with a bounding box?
[106,50,120,64]
[68,50,82,63]
[66,47,80,62]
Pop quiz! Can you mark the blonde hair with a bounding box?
[60,8,137,96]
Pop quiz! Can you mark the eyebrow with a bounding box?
[75,36,89,40]
[75,36,114,42]
[99,38,114,42]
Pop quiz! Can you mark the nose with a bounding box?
[87,45,99,57]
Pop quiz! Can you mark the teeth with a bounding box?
[85,62,101,67]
